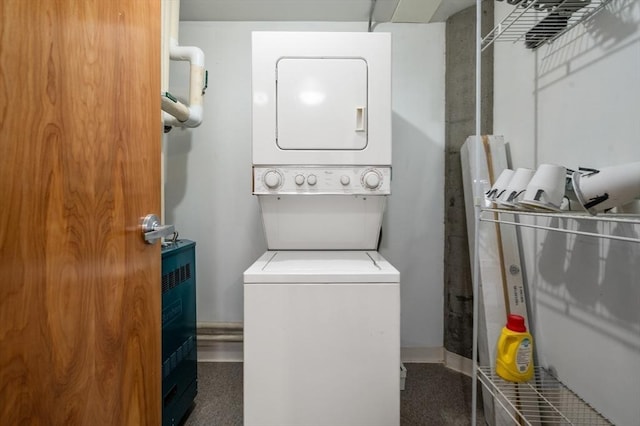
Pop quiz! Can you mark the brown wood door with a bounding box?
[0,0,161,424]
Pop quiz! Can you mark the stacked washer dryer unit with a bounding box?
[244,32,400,426]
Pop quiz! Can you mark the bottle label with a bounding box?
[516,338,532,373]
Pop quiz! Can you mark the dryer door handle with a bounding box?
[355,107,366,132]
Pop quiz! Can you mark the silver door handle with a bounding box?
[141,214,175,244]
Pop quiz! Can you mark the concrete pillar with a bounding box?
[443,1,493,358]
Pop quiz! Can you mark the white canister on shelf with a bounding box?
[572,162,640,215]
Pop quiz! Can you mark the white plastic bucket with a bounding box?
[519,164,567,212]
[572,162,640,215]
[496,168,535,208]
[486,168,514,202]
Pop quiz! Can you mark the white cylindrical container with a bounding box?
[496,167,535,208]
[486,168,514,202]
[519,164,567,212]
[572,162,640,215]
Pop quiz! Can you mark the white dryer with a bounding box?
[252,31,391,166]
[245,31,399,426]
[244,250,400,426]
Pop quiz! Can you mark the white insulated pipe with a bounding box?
[162,94,190,122]
[162,0,205,128]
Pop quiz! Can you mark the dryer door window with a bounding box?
[276,58,368,151]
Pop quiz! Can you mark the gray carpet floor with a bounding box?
[182,362,484,426]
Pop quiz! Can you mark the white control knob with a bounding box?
[363,171,381,189]
[340,175,351,185]
[263,170,281,189]
[295,174,305,186]
[307,174,317,186]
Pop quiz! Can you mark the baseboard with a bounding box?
[399,347,473,376]
[400,346,444,363]
[443,350,473,377]
[197,340,243,362]
[197,342,471,376]
[197,343,448,364]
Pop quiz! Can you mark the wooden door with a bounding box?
[0,0,161,424]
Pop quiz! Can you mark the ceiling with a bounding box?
[179,0,477,23]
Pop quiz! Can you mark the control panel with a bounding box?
[253,166,391,195]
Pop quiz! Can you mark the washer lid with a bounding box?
[244,250,399,283]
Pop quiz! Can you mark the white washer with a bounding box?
[244,250,400,426]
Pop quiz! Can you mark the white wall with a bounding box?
[165,22,446,353]
[494,1,640,424]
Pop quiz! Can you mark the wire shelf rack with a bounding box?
[482,0,613,50]
[479,207,640,243]
[478,366,613,425]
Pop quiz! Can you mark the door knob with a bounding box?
[140,214,175,244]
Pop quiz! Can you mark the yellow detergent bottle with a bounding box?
[495,314,534,382]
